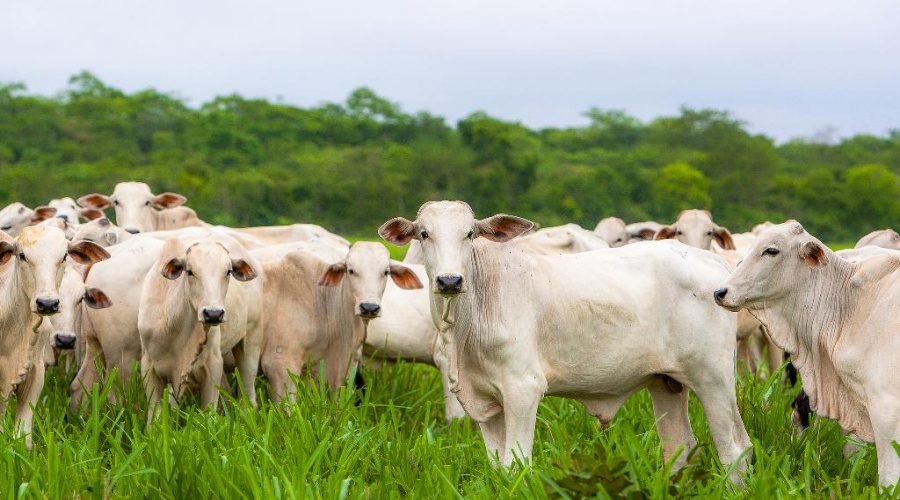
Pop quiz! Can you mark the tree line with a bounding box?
[1,71,898,242]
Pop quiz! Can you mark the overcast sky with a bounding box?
[2,0,898,142]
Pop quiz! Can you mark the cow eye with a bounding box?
[145,201,151,206]
[1,226,10,231]
[676,230,682,235]
[706,231,713,236]
[762,248,780,256]
[384,270,390,276]
[466,230,474,239]
[18,252,26,262]
[615,238,622,242]
[348,269,355,275]
[186,270,194,276]
[62,254,67,263]
[113,199,119,206]
[420,231,429,240]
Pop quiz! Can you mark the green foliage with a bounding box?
[1,73,899,242]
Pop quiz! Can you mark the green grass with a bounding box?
[0,359,890,498]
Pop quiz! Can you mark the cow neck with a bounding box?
[0,263,42,398]
[165,276,209,381]
[753,252,872,439]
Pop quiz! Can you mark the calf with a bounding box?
[380,201,750,479]
[139,237,262,421]
[0,226,108,447]
[714,221,900,486]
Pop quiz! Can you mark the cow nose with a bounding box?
[58,214,69,222]
[436,275,464,295]
[125,228,140,234]
[54,334,77,350]
[713,288,728,303]
[36,298,60,315]
[201,308,226,325]
[358,302,381,317]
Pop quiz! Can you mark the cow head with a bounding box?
[0,203,58,237]
[72,218,123,247]
[46,267,112,349]
[47,197,101,223]
[0,226,110,316]
[714,221,829,312]
[78,182,187,234]
[161,240,258,325]
[318,242,422,319]
[379,201,533,297]
[655,209,735,250]
[594,217,628,247]
[855,228,900,251]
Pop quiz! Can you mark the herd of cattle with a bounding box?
[1,181,900,486]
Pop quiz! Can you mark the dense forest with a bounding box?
[1,72,898,242]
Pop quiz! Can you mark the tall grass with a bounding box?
[0,358,888,498]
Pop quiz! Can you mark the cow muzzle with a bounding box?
[713,287,741,312]
[124,228,141,234]
[201,308,226,325]
[53,333,77,350]
[357,302,381,319]
[435,274,464,296]
[35,297,60,315]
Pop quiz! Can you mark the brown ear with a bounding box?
[378,217,417,246]
[713,226,736,250]
[230,259,258,281]
[31,206,57,223]
[318,262,347,286]
[476,214,534,242]
[79,208,105,221]
[389,263,423,290]
[655,226,677,240]
[162,257,186,280]
[0,241,15,265]
[67,241,111,265]
[83,287,113,309]
[632,228,657,241]
[800,241,828,268]
[77,194,113,210]
[152,192,187,209]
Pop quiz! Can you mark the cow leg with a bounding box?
[690,370,751,483]
[647,378,695,469]
[201,352,225,411]
[478,412,507,467]
[70,335,105,413]
[142,354,166,425]
[263,355,304,405]
[231,340,259,407]
[15,361,46,450]
[869,399,900,487]
[765,338,784,377]
[499,387,542,467]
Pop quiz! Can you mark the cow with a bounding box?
[39,267,112,368]
[71,218,130,247]
[856,229,900,251]
[0,203,57,236]
[0,226,108,448]
[713,221,900,486]
[593,217,630,247]
[77,182,205,234]
[512,223,610,255]
[379,201,750,480]
[47,197,104,224]
[364,262,467,421]
[139,237,263,422]
[259,242,421,402]
[625,221,663,242]
[233,224,351,249]
[655,210,735,250]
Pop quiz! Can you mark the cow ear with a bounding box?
[68,241,111,265]
[389,263,423,290]
[800,241,829,268]
[476,214,534,242]
[230,259,258,281]
[0,241,15,265]
[318,262,347,286]
[77,194,113,210]
[633,228,657,241]
[162,257,186,280]
[714,226,736,250]
[83,287,113,309]
[78,208,104,221]
[379,218,417,246]
[31,206,57,223]
[152,192,187,209]
[655,226,677,240]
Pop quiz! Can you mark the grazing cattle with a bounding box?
[364,263,467,421]
[379,201,750,479]
[0,203,57,236]
[139,238,263,421]
[625,221,663,242]
[0,226,108,448]
[714,221,900,486]
[593,217,629,247]
[512,223,609,255]
[77,182,204,234]
[856,229,900,250]
[655,210,735,250]
[259,242,421,402]
[39,267,112,367]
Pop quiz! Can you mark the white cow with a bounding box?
[0,203,57,236]
[714,221,900,487]
[379,201,750,480]
[593,217,630,247]
[512,223,609,255]
[856,229,900,251]
[39,267,112,367]
[47,197,103,224]
[77,182,204,234]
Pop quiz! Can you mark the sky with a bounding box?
[2,0,898,142]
